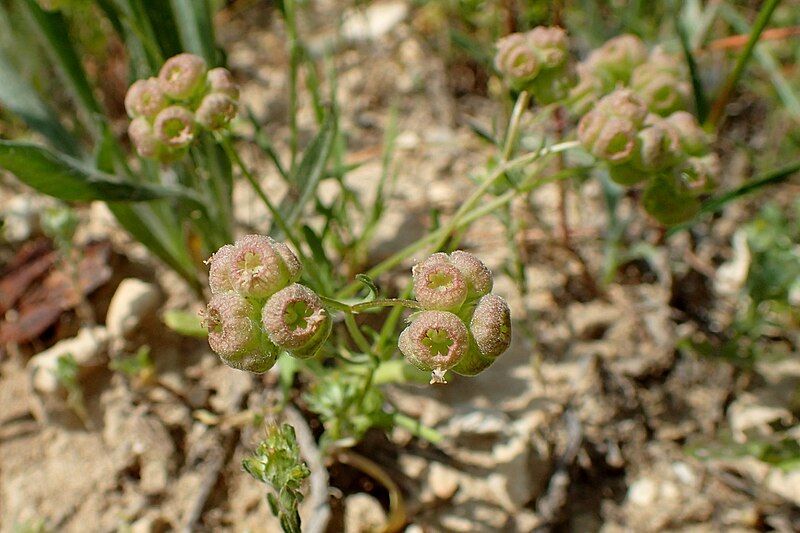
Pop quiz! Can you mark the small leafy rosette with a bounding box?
[399,310,469,384]
[201,291,277,373]
[207,234,302,299]
[577,89,648,165]
[261,284,332,359]
[453,294,512,376]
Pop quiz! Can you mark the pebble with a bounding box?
[29,326,109,393]
[106,279,161,339]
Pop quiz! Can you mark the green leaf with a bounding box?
[23,0,105,138]
[676,16,709,123]
[284,112,338,226]
[0,49,79,156]
[0,140,201,203]
[163,309,208,338]
[169,0,218,64]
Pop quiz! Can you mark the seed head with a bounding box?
[207,67,239,100]
[665,111,710,156]
[578,89,648,163]
[124,77,167,119]
[202,291,276,373]
[526,26,569,69]
[398,310,469,384]
[631,117,681,171]
[207,244,237,294]
[642,174,700,225]
[469,294,511,359]
[261,284,331,358]
[229,235,299,298]
[159,53,207,100]
[630,51,690,116]
[153,105,196,149]
[585,34,647,86]
[196,93,238,131]
[449,250,493,298]
[495,33,541,82]
[682,153,720,193]
[412,254,468,312]
[128,117,160,159]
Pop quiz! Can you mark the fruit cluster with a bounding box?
[578,88,718,225]
[399,251,512,384]
[494,26,576,104]
[125,53,239,161]
[201,236,331,373]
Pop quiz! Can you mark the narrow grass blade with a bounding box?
[0,50,79,155]
[676,15,710,122]
[707,0,782,127]
[668,160,800,235]
[169,0,219,64]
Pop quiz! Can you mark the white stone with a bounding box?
[106,279,161,338]
[341,1,408,42]
[344,493,387,533]
[628,477,658,506]
[29,326,108,393]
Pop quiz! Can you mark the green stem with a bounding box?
[344,311,372,355]
[351,298,422,313]
[338,140,581,298]
[707,0,781,127]
[392,412,444,445]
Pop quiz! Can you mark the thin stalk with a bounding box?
[283,0,301,169]
[338,140,581,298]
[707,0,781,127]
[344,311,372,355]
[392,412,444,445]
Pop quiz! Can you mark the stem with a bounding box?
[351,298,422,313]
[392,412,444,445]
[344,311,372,355]
[338,140,581,298]
[707,0,781,127]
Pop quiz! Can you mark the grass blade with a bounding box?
[169,0,219,64]
[707,0,782,127]
[0,50,79,155]
[676,15,710,122]
[668,160,800,236]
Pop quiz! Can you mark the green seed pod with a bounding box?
[568,63,604,117]
[273,241,303,283]
[207,67,239,100]
[398,310,469,384]
[449,250,493,299]
[665,111,710,156]
[412,253,468,312]
[153,105,196,149]
[124,77,167,119]
[202,291,277,373]
[608,164,647,186]
[630,116,682,172]
[261,284,331,358]
[207,244,236,294]
[494,33,542,83]
[453,294,511,376]
[642,174,700,225]
[529,63,577,104]
[127,117,161,159]
[230,235,298,299]
[630,50,690,116]
[682,153,721,194]
[578,89,648,163]
[527,26,569,70]
[159,53,207,100]
[196,93,238,131]
[585,34,647,87]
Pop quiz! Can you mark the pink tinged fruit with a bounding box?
[398,310,469,384]
[196,93,238,131]
[261,284,331,358]
[153,105,195,149]
[207,68,240,100]
[207,244,237,294]
[449,250,493,298]
[229,235,292,299]
[127,117,160,159]
[159,53,208,100]
[412,256,468,312]
[124,77,167,119]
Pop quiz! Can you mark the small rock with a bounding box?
[341,1,408,42]
[344,493,387,533]
[428,462,459,500]
[627,477,658,506]
[106,279,161,339]
[29,326,108,393]
[766,468,800,506]
[445,408,509,440]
